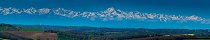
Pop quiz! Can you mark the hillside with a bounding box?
[1,23,210,40]
[0,23,21,31]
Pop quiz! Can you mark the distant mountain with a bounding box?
[15,24,100,31]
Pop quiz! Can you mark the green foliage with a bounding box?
[58,35,76,40]
[19,27,44,32]
[0,26,7,31]
[0,23,44,32]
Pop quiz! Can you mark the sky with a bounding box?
[0,0,210,29]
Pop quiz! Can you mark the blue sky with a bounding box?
[0,0,210,29]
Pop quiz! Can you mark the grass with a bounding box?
[2,39,10,40]
[0,38,10,40]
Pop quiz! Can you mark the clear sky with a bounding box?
[0,0,210,29]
